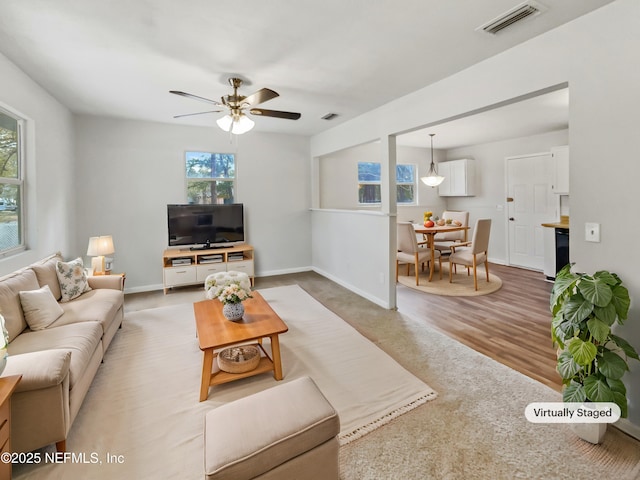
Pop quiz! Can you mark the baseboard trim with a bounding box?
[311,267,391,309]
[614,418,640,441]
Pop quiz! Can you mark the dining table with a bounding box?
[413,224,470,282]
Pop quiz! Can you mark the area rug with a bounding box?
[13,285,436,479]
[398,260,502,296]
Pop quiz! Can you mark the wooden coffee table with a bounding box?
[193,292,289,401]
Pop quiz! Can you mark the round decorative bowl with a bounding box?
[217,345,260,374]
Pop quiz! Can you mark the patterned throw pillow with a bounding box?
[56,258,92,302]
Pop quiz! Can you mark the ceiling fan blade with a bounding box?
[249,108,302,120]
[243,88,279,106]
[173,110,222,118]
[250,108,301,120]
[169,90,223,106]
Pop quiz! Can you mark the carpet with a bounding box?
[13,285,436,479]
[398,260,502,296]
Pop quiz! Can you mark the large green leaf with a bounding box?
[568,337,597,366]
[583,375,614,402]
[612,391,628,418]
[556,350,582,380]
[550,264,578,311]
[597,350,628,380]
[551,312,575,346]
[578,276,613,307]
[611,284,630,321]
[606,377,627,395]
[562,293,593,324]
[593,270,618,286]
[593,303,616,326]
[610,334,640,360]
[586,317,610,344]
[563,381,586,403]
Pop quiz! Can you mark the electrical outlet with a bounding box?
[585,222,600,243]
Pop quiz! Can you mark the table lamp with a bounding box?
[87,235,115,275]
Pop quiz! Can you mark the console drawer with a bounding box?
[164,267,197,286]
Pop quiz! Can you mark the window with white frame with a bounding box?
[358,162,416,205]
[0,109,24,255]
[185,151,235,204]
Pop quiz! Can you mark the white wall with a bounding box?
[0,52,76,275]
[74,116,311,291]
[445,129,569,264]
[309,0,640,434]
[319,141,445,217]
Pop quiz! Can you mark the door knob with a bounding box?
[509,217,515,221]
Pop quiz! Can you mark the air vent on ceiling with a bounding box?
[321,113,338,121]
[476,1,547,35]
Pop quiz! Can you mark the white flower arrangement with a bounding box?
[205,271,252,304]
[0,314,8,350]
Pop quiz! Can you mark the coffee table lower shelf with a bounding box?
[210,344,274,387]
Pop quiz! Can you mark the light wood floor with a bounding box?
[125,263,562,392]
[396,262,562,392]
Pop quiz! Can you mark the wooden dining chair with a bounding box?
[434,210,469,254]
[397,222,441,285]
[448,219,491,290]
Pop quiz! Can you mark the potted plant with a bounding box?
[550,264,639,443]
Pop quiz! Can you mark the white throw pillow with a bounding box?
[56,257,92,302]
[19,285,64,330]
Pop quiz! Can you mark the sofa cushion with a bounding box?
[30,253,63,301]
[7,321,102,390]
[50,289,124,335]
[56,258,92,302]
[204,376,340,480]
[0,269,40,342]
[19,285,64,331]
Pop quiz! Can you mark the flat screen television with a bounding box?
[167,203,245,249]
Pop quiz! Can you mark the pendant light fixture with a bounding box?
[420,133,444,187]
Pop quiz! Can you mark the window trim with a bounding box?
[184,151,236,204]
[357,162,417,206]
[0,107,25,257]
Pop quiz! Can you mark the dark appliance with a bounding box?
[555,228,570,274]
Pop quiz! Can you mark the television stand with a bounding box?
[162,245,254,294]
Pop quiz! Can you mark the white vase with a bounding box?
[570,423,607,444]
[222,302,245,321]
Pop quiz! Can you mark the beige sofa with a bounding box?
[0,253,124,453]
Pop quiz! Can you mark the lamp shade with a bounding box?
[421,174,445,187]
[87,235,115,256]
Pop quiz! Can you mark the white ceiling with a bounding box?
[397,87,569,149]
[0,0,608,142]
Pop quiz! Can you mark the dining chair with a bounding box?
[448,218,491,291]
[434,210,470,254]
[397,222,441,285]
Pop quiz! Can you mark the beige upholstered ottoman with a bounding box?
[204,376,340,480]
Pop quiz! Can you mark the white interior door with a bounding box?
[506,153,558,270]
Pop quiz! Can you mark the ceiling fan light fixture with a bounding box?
[216,114,234,132]
[420,133,445,187]
[216,113,255,135]
[231,114,255,134]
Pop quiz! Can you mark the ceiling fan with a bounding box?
[170,77,301,134]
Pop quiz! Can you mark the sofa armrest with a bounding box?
[2,349,71,393]
[88,275,124,291]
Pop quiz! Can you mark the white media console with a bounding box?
[162,244,255,294]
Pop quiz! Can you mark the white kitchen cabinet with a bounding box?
[551,146,569,194]
[438,159,475,197]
